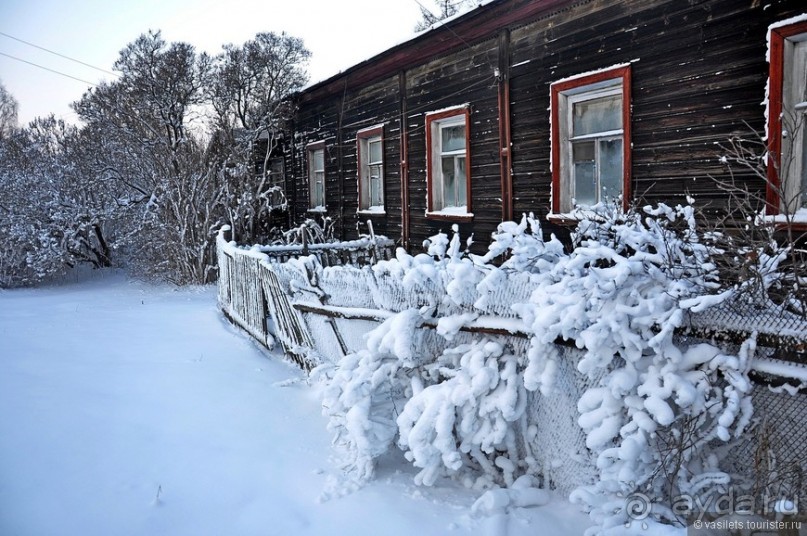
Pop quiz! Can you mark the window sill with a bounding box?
[546,212,583,225]
[547,205,619,225]
[760,212,807,231]
[358,208,386,216]
[307,207,327,214]
[426,210,474,222]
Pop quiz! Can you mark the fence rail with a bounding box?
[216,226,395,369]
[216,228,807,502]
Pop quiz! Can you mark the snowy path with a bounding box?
[0,275,590,536]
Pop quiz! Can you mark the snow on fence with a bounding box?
[216,224,807,524]
[216,226,395,369]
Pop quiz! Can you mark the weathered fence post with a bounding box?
[221,225,233,243]
[366,219,377,265]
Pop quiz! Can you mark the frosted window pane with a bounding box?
[315,172,324,205]
[442,156,457,207]
[441,124,466,153]
[369,164,383,206]
[368,139,382,163]
[573,95,621,136]
[599,139,623,202]
[801,134,807,209]
[456,156,467,205]
[573,141,596,206]
[313,149,324,170]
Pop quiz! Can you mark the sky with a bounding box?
[0,0,424,125]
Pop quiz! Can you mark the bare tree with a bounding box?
[0,116,116,287]
[0,79,18,140]
[414,0,480,32]
[710,121,807,316]
[66,30,310,284]
[72,31,220,284]
[1,29,310,286]
[207,32,310,244]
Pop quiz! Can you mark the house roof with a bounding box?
[296,0,577,103]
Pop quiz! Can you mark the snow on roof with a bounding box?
[299,0,502,93]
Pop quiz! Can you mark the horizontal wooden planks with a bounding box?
[287,0,803,251]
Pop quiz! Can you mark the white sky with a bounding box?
[0,0,423,125]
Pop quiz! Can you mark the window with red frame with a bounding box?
[550,65,631,215]
[357,125,384,212]
[425,106,471,217]
[767,20,807,216]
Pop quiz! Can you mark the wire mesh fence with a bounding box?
[686,294,807,365]
[217,228,807,515]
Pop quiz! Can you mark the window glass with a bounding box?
[572,141,596,206]
[456,156,467,206]
[368,138,382,163]
[441,156,456,206]
[313,149,324,171]
[573,95,621,136]
[309,147,325,207]
[441,124,466,153]
[370,173,382,207]
[801,139,807,209]
[599,138,623,202]
[793,41,807,209]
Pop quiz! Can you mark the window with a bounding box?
[550,65,631,215]
[307,142,325,209]
[268,156,285,206]
[767,20,807,217]
[425,106,471,217]
[357,125,384,212]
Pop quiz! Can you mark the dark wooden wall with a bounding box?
[288,0,805,252]
[404,38,502,249]
[289,75,404,242]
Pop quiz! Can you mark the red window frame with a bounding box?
[550,65,632,217]
[766,20,807,219]
[356,125,385,212]
[425,106,472,221]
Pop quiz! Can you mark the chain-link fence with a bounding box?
[686,293,807,365]
[217,230,807,518]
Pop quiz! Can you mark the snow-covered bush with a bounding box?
[314,202,756,533]
[397,339,535,489]
[315,309,435,487]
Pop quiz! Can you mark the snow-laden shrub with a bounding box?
[316,309,433,486]
[372,224,483,315]
[315,202,756,533]
[397,339,535,489]
[514,204,753,531]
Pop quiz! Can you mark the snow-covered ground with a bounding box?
[0,274,591,536]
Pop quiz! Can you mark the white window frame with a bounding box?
[425,106,472,219]
[779,33,807,214]
[307,142,325,210]
[357,125,385,213]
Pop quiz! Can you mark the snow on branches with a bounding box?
[313,202,757,532]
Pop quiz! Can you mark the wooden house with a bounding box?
[279,0,807,251]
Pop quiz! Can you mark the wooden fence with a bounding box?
[216,226,395,369]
